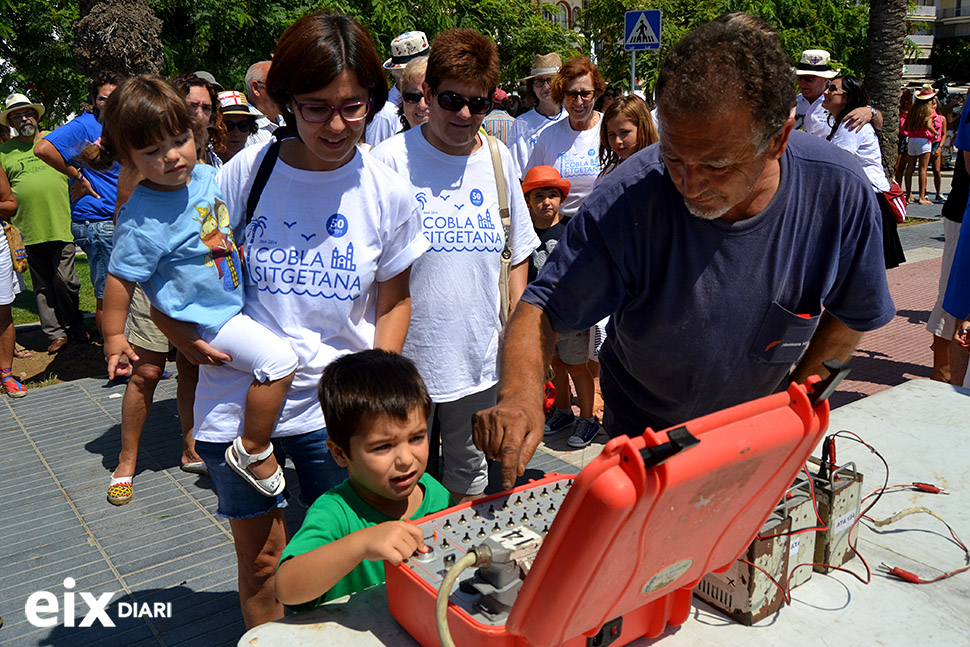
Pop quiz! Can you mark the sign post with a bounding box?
[624,10,661,93]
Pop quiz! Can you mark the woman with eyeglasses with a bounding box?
[507,53,566,174]
[155,12,428,628]
[823,75,906,269]
[524,56,605,216]
[173,73,226,168]
[397,57,430,131]
[372,28,539,504]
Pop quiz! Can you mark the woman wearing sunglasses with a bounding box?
[823,75,906,269]
[524,56,605,216]
[396,56,430,131]
[216,90,260,163]
[372,28,539,503]
[156,12,428,629]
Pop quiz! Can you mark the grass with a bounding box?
[11,254,96,326]
[899,217,936,228]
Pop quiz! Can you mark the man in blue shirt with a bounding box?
[34,71,123,338]
[474,14,896,489]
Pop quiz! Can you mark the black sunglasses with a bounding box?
[436,91,493,115]
[825,83,843,93]
[402,91,425,104]
[224,120,251,132]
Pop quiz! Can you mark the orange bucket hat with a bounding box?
[522,165,571,200]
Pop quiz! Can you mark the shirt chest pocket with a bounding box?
[749,301,819,365]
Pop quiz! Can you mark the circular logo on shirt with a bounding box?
[588,148,596,157]
[326,213,348,237]
[470,189,484,207]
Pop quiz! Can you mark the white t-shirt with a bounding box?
[525,116,603,217]
[193,143,428,441]
[507,107,566,177]
[365,85,403,147]
[371,128,540,402]
[795,93,830,137]
[828,123,890,192]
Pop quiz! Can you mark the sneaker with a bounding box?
[935,193,946,203]
[567,417,601,448]
[544,409,576,435]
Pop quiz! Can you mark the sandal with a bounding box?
[1,370,27,398]
[14,345,32,359]
[225,437,285,497]
[107,476,133,506]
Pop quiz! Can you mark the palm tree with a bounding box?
[864,0,909,177]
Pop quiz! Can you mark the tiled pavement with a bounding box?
[0,213,950,646]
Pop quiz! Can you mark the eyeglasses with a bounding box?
[224,120,251,132]
[564,90,595,102]
[402,91,425,104]
[533,78,552,88]
[188,101,213,115]
[825,84,843,94]
[436,91,493,115]
[292,100,372,124]
[8,110,37,122]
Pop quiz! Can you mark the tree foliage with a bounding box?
[2,0,882,123]
[581,0,870,91]
[0,0,86,124]
[931,37,970,83]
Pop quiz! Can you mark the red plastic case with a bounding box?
[387,379,829,646]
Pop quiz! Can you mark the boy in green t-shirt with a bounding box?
[276,350,454,609]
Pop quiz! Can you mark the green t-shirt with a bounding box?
[0,137,72,245]
[279,473,453,609]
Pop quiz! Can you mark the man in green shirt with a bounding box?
[0,94,86,352]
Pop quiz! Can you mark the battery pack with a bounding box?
[810,459,863,573]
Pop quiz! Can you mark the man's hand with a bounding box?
[954,319,970,349]
[473,399,545,490]
[843,106,882,132]
[357,521,427,566]
[70,174,100,202]
[104,333,139,378]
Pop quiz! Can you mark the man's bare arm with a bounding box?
[789,311,864,385]
[33,138,101,201]
[473,301,559,489]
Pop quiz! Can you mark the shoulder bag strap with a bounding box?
[245,128,293,225]
[486,135,514,326]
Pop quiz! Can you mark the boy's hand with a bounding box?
[359,521,428,565]
[104,334,139,378]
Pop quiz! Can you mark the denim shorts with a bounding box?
[71,220,114,299]
[195,427,347,519]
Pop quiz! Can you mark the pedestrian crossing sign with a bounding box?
[625,10,661,51]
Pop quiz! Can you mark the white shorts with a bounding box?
[908,136,932,156]
[0,233,23,306]
[202,312,298,383]
[927,218,963,340]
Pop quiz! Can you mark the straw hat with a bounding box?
[218,90,256,116]
[0,93,45,126]
[520,53,563,82]
[522,165,570,200]
[795,49,837,79]
[914,83,938,100]
[383,31,430,70]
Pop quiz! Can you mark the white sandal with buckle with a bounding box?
[225,437,285,497]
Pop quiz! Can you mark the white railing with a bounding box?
[907,4,937,18]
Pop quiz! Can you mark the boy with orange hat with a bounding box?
[521,166,601,448]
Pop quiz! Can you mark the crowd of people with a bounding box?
[1,8,969,637]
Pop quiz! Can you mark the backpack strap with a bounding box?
[246,128,293,225]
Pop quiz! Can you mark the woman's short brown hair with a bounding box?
[82,75,207,171]
[425,28,499,96]
[267,12,389,131]
[551,56,606,104]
